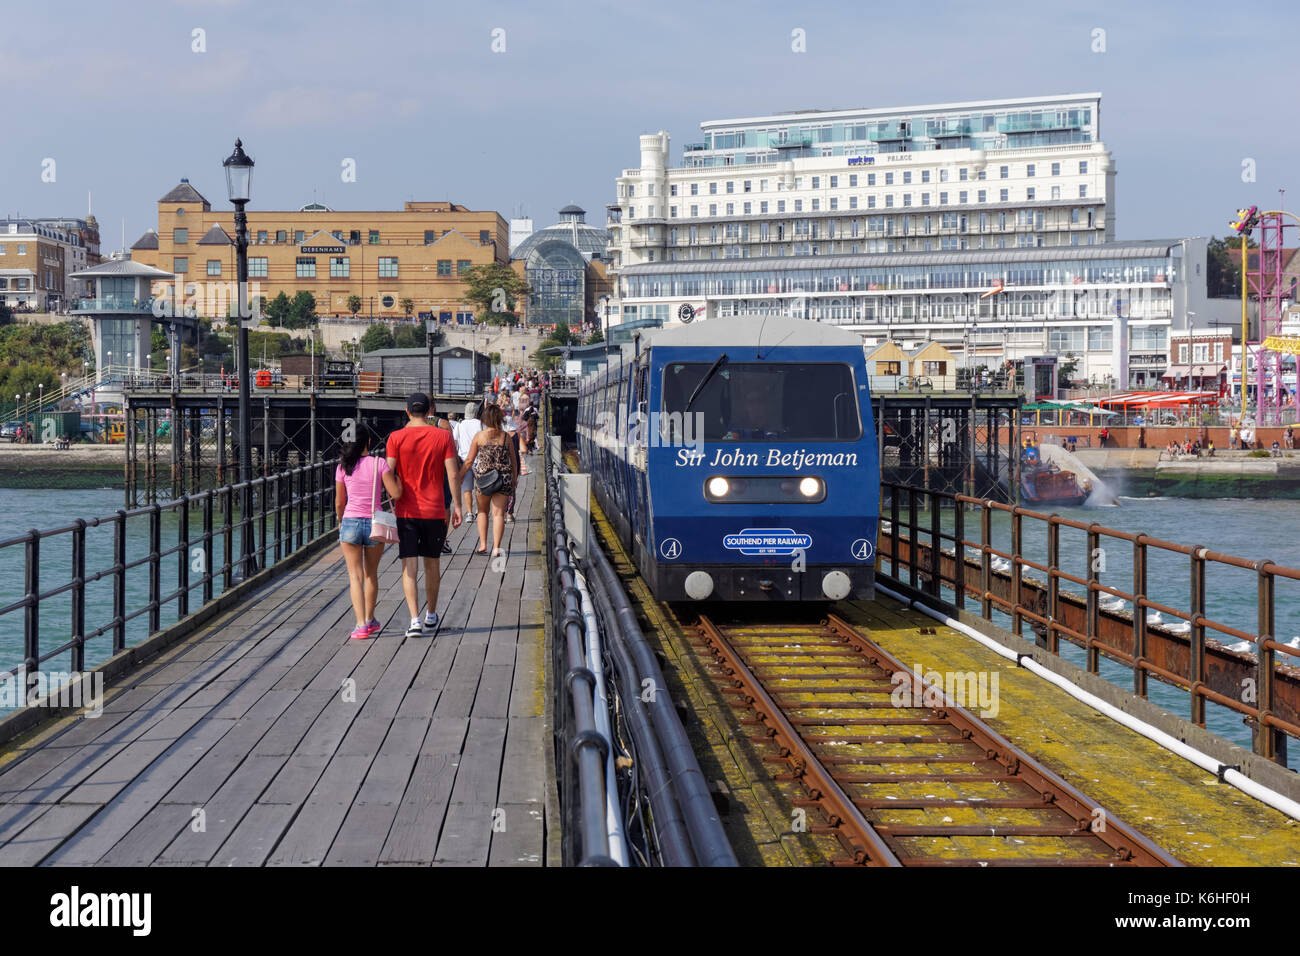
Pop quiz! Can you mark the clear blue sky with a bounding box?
[2,0,1294,252]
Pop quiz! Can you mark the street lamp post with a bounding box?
[224,138,257,582]
[426,316,437,396]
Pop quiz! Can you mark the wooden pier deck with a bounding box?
[0,470,552,866]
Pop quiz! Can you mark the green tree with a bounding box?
[1208,234,1258,298]
[347,294,362,318]
[459,262,530,325]
[586,327,604,345]
[392,324,424,349]
[488,351,501,365]
[401,298,415,322]
[361,323,394,352]
[283,291,317,330]
[0,302,13,326]
[265,291,292,327]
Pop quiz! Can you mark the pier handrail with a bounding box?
[0,458,339,700]
[878,480,1300,764]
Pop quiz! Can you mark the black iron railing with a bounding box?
[879,481,1300,763]
[0,459,339,699]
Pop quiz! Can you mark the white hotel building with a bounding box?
[606,94,1206,387]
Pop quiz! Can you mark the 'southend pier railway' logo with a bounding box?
[723,528,812,556]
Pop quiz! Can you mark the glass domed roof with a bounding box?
[511,206,611,261]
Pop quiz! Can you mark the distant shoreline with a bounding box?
[0,445,123,488]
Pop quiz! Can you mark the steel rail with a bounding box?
[697,613,1180,866]
[823,613,1182,866]
[696,615,902,867]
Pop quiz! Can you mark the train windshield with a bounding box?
[661,362,862,442]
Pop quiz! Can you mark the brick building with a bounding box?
[129,180,509,320]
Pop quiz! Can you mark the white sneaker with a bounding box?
[423,610,439,629]
[405,617,423,638]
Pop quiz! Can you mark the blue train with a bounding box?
[577,316,879,602]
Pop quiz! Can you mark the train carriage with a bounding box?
[577,316,879,602]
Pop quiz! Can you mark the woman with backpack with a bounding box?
[461,403,519,557]
[334,423,402,639]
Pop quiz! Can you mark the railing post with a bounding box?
[1010,509,1023,636]
[889,484,900,577]
[1256,562,1281,761]
[953,498,966,611]
[149,502,162,634]
[222,484,234,591]
[71,519,86,674]
[928,490,941,599]
[273,473,283,564]
[23,530,40,702]
[1046,516,1060,652]
[113,509,127,653]
[203,489,215,603]
[907,487,918,591]
[290,466,300,551]
[980,503,992,620]
[308,464,317,541]
[258,476,268,568]
[1085,526,1100,672]
[1190,545,1207,727]
[1133,535,1148,698]
[178,495,190,619]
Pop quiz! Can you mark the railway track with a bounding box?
[692,613,1181,867]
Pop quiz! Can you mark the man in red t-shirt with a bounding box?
[386,392,462,638]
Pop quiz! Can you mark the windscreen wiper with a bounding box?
[684,353,727,412]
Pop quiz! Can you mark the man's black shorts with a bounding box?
[397,517,448,558]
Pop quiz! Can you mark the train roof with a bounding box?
[644,316,865,350]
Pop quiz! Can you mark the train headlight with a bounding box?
[799,477,823,498]
[707,477,730,498]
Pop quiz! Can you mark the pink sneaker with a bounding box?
[350,625,373,640]
[365,618,382,634]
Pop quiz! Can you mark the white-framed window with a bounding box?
[295,257,314,278]
[378,256,398,278]
[249,257,268,278]
[206,260,221,276]
[1079,185,1088,198]
[330,256,350,278]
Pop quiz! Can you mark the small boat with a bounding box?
[1021,461,1090,508]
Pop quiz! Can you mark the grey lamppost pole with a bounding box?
[224,138,257,581]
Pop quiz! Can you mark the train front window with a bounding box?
[661,362,862,442]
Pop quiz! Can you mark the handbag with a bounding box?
[475,468,506,496]
[368,456,399,542]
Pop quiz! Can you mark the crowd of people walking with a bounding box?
[332,367,547,642]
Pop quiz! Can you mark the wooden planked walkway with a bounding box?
[0,467,552,866]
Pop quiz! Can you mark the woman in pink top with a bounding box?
[334,423,402,639]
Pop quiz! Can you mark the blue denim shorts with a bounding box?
[339,516,375,546]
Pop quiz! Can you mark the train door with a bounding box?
[630,358,650,554]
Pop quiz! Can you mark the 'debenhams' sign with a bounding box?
[301,244,345,254]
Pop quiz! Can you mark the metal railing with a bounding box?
[544,415,616,866]
[0,458,339,698]
[878,481,1300,763]
[542,391,736,866]
[121,369,482,398]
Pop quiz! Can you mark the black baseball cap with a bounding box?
[406,392,431,414]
